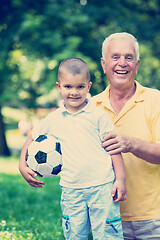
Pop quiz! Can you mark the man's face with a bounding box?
[101,38,140,90]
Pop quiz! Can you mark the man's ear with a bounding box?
[101,58,106,74]
[135,59,140,75]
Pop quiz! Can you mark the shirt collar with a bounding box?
[95,81,145,108]
[59,98,92,116]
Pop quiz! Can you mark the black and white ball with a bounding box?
[26,134,62,177]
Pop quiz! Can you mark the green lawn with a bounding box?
[0,171,64,240]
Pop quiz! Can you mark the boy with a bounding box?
[19,58,126,239]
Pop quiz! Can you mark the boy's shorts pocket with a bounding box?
[62,214,70,239]
[105,217,123,236]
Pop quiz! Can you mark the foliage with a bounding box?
[0,0,160,155]
[1,0,160,108]
[138,43,160,89]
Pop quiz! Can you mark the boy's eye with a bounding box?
[78,85,85,89]
[64,85,71,89]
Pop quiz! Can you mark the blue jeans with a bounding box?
[61,182,124,240]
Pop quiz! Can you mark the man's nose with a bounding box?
[118,57,127,66]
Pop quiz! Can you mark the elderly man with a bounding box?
[92,32,160,239]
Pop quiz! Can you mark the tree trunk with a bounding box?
[0,105,11,156]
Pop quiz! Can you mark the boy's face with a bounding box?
[56,70,92,113]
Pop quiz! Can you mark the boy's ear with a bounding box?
[88,82,92,91]
[56,82,60,91]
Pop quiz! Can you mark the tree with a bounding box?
[0,0,46,155]
[0,0,160,155]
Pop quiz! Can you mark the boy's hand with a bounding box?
[112,179,126,203]
[19,164,45,188]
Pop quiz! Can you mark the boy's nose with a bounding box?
[71,88,78,95]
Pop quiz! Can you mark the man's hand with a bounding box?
[102,132,131,155]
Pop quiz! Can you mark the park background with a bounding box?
[0,0,160,239]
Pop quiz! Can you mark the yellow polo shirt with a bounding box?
[91,81,160,221]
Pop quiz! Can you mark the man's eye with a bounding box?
[112,55,119,60]
[126,55,133,60]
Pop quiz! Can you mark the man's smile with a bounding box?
[115,70,129,74]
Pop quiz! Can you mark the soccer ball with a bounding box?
[26,134,62,177]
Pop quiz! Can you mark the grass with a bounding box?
[0,170,64,240]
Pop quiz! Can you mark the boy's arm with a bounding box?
[111,153,126,202]
[19,135,45,188]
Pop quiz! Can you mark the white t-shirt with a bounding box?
[32,100,115,188]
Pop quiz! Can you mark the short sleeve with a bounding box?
[98,111,115,141]
[32,118,49,140]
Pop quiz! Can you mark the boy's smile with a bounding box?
[56,70,92,113]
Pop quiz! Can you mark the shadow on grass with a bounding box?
[0,174,93,240]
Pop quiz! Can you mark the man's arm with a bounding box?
[111,153,126,203]
[19,135,45,188]
[102,132,160,164]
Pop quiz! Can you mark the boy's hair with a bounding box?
[102,32,140,62]
[58,58,90,82]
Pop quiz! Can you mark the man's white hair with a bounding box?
[102,32,140,62]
